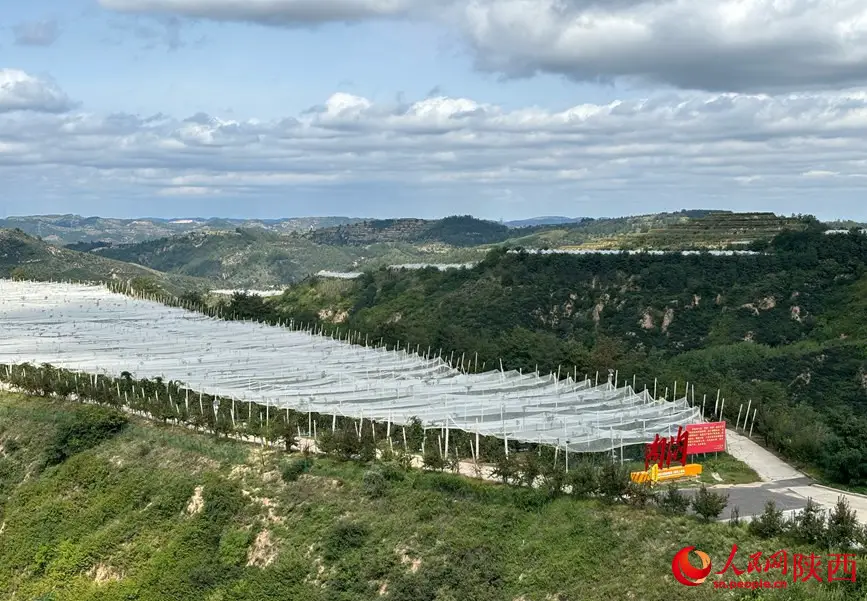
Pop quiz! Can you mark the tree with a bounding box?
[691,485,728,521]
[826,496,859,550]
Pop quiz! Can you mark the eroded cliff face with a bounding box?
[523,267,814,352]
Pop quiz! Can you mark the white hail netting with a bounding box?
[0,280,701,453]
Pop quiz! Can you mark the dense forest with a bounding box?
[214,228,867,488]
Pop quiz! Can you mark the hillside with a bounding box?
[0,229,209,295]
[308,215,512,247]
[0,215,362,245]
[219,229,867,488]
[507,212,810,250]
[0,392,856,601]
[90,228,485,288]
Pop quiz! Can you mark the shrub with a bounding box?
[657,484,691,515]
[729,506,741,527]
[44,405,128,466]
[379,461,406,482]
[323,522,369,561]
[748,500,786,539]
[281,457,313,482]
[490,453,519,485]
[625,481,654,508]
[597,462,631,503]
[422,443,446,472]
[566,461,599,498]
[362,469,387,498]
[826,496,860,550]
[691,485,728,521]
[791,498,826,544]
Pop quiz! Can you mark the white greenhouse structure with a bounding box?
[0,280,702,453]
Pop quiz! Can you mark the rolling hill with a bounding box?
[0,215,362,245]
[88,227,486,288]
[0,228,209,294]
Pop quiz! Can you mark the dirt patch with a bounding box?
[759,296,777,310]
[247,529,278,568]
[229,465,252,480]
[661,308,675,333]
[396,546,421,573]
[741,303,760,316]
[640,311,654,330]
[186,485,204,515]
[87,562,123,584]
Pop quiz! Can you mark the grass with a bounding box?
[0,392,861,601]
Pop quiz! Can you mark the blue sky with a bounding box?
[2,0,867,221]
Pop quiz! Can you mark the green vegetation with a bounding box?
[209,228,867,487]
[1,391,865,600]
[19,211,816,289]
[92,227,485,288]
[0,228,209,295]
[0,214,361,245]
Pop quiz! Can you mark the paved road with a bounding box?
[696,427,867,524]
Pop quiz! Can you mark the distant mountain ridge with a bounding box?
[0,215,363,245]
[0,228,209,293]
[504,216,585,227]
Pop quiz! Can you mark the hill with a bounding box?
[0,215,362,245]
[0,228,209,295]
[89,228,485,288]
[506,211,810,249]
[308,215,512,247]
[504,216,585,228]
[0,391,857,601]
[220,228,867,488]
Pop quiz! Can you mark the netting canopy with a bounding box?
[0,280,701,452]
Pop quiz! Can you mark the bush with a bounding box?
[657,484,691,515]
[791,498,826,544]
[323,522,369,561]
[826,496,860,550]
[597,462,631,503]
[748,500,786,539]
[44,405,128,466]
[362,469,387,498]
[566,461,599,498]
[281,457,313,482]
[691,485,728,521]
[626,481,654,508]
[729,506,741,527]
[379,461,407,482]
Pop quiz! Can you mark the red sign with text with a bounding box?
[685,422,726,454]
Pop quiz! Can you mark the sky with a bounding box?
[1,0,867,221]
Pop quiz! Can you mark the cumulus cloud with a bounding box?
[12,19,62,46]
[2,81,867,212]
[97,0,867,93]
[0,69,74,114]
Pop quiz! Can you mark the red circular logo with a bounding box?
[672,546,712,586]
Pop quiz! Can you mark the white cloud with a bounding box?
[1,69,867,214]
[0,70,74,114]
[98,0,867,92]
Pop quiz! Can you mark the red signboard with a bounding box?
[685,422,726,454]
[644,426,689,470]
